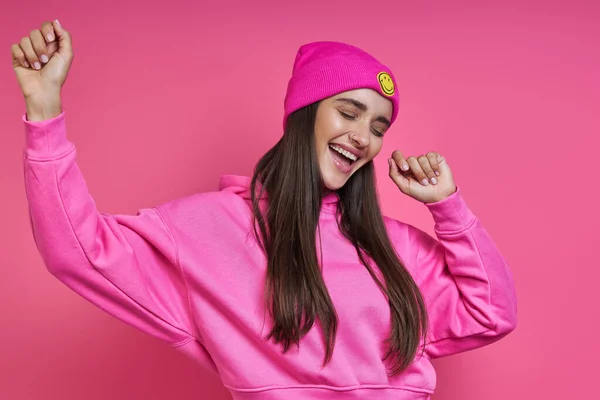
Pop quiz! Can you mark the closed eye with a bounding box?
[371,128,384,137]
[340,111,385,137]
[339,111,356,120]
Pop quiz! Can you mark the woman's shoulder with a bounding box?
[153,175,256,234]
[382,214,414,239]
[382,214,436,268]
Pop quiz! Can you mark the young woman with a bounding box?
[12,20,517,400]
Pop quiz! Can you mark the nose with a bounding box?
[349,126,370,148]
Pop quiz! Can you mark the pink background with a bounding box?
[1,1,598,399]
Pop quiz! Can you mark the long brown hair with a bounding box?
[250,101,429,376]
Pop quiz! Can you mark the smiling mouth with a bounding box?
[328,144,359,172]
[330,144,358,162]
[380,81,393,94]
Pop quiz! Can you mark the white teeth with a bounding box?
[329,145,358,161]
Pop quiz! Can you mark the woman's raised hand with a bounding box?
[11,20,73,101]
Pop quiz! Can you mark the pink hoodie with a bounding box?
[22,111,517,399]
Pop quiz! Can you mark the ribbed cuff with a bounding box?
[22,110,71,160]
[424,186,477,233]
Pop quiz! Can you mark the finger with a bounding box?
[388,158,410,192]
[426,152,441,177]
[11,43,30,68]
[40,21,56,43]
[407,156,429,186]
[418,155,437,185]
[30,29,50,65]
[20,37,40,70]
[52,20,73,60]
[391,150,409,172]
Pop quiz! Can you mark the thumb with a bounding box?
[388,158,410,194]
[436,155,452,175]
[52,20,73,61]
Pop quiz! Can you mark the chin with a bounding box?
[320,146,364,191]
[321,167,354,191]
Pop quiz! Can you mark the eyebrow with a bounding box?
[333,98,391,127]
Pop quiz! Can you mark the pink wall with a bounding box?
[1,1,598,399]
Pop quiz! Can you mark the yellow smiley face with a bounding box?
[377,72,395,96]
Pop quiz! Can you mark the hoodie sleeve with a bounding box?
[406,186,517,359]
[21,110,211,360]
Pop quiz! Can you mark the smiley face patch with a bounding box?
[377,72,395,96]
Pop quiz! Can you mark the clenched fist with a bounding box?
[388,150,457,204]
[11,20,73,100]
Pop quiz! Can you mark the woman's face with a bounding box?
[314,88,393,191]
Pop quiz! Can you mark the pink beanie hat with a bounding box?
[283,41,399,129]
